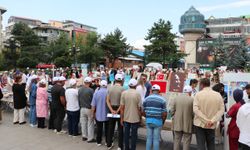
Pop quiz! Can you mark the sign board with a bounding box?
[150,80,167,93]
[169,72,185,93]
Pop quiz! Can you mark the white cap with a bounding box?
[59,76,66,81]
[100,80,108,87]
[152,84,161,91]
[128,79,138,87]
[115,74,123,81]
[183,85,192,93]
[53,77,59,82]
[39,79,47,85]
[69,79,77,86]
[84,77,92,83]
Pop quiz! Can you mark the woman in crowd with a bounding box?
[29,75,39,127]
[136,77,147,104]
[227,89,245,150]
[12,75,27,125]
[65,79,80,137]
[36,79,48,128]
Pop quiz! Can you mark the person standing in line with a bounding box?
[0,86,4,122]
[193,78,224,150]
[189,79,198,97]
[106,74,124,150]
[227,89,245,150]
[65,79,80,137]
[36,79,48,129]
[29,75,39,127]
[48,77,58,130]
[120,78,141,150]
[78,77,95,142]
[236,86,250,150]
[141,74,152,98]
[142,84,167,150]
[12,75,27,125]
[136,77,147,104]
[91,80,109,146]
[171,85,194,150]
[51,76,67,134]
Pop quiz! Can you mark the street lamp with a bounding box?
[69,44,80,67]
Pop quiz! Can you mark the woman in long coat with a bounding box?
[36,79,48,128]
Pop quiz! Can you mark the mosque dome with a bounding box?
[179,6,206,34]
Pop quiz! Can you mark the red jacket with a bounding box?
[227,102,242,138]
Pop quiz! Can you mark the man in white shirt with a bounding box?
[237,98,250,149]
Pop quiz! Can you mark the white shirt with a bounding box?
[136,85,147,103]
[237,103,250,147]
[22,73,27,84]
[65,88,80,111]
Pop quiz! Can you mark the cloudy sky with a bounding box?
[1,0,250,49]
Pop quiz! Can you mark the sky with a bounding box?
[2,0,250,49]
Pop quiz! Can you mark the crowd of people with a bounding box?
[0,67,249,150]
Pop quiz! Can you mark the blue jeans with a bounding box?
[67,110,80,136]
[146,123,161,150]
[124,122,139,150]
[29,105,37,125]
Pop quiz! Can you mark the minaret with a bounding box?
[179,6,206,68]
[0,6,7,52]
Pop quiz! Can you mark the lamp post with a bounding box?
[69,44,80,68]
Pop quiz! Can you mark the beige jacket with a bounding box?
[193,87,224,129]
[171,94,194,133]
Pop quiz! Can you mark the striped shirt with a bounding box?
[143,94,167,126]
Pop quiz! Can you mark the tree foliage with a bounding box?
[43,33,72,67]
[145,19,185,67]
[100,28,129,67]
[78,32,103,68]
[9,23,44,68]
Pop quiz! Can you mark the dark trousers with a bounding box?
[67,110,80,136]
[195,126,215,150]
[124,122,139,150]
[54,107,65,132]
[107,117,123,148]
[37,117,45,128]
[96,120,109,144]
[48,102,56,129]
[240,143,250,150]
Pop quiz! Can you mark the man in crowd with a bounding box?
[193,78,224,150]
[171,85,194,150]
[237,87,250,150]
[141,73,152,98]
[106,74,124,150]
[120,78,141,150]
[48,77,58,130]
[189,79,198,97]
[143,84,167,150]
[243,84,250,102]
[51,76,67,134]
[78,77,95,142]
[91,80,109,146]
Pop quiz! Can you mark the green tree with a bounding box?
[10,22,44,68]
[145,19,185,67]
[78,32,103,69]
[227,39,250,70]
[43,33,72,67]
[100,28,129,67]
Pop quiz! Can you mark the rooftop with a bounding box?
[64,20,97,30]
[9,16,42,22]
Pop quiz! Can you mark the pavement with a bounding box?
[0,111,224,150]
